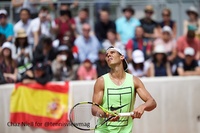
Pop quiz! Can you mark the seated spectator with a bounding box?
[126,26,152,62]
[74,8,91,36]
[75,23,100,63]
[95,49,110,77]
[154,26,176,62]
[175,47,200,76]
[52,4,75,44]
[33,37,56,64]
[0,33,6,53]
[102,29,125,55]
[128,50,150,77]
[149,45,172,77]
[0,9,14,42]
[21,62,53,85]
[51,45,76,81]
[116,5,141,45]
[77,59,97,80]
[183,6,200,38]
[14,8,33,46]
[177,30,200,61]
[14,29,32,67]
[159,8,177,38]
[0,42,18,84]
[29,6,53,48]
[95,8,116,43]
[140,5,159,40]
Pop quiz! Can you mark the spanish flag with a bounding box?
[10,82,69,130]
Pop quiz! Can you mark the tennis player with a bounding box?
[92,46,157,133]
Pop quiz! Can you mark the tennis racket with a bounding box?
[69,101,134,131]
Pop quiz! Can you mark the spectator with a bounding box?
[21,62,53,85]
[77,59,97,80]
[95,49,110,77]
[102,29,125,55]
[74,8,91,36]
[126,26,152,62]
[154,26,176,62]
[128,50,150,77]
[75,23,100,63]
[116,5,141,45]
[149,45,172,77]
[140,5,159,40]
[51,45,76,81]
[183,6,200,38]
[177,30,200,61]
[0,42,18,84]
[14,8,33,46]
[175,47,200,76]
[52,4,75,44]
[0,9,14,42]
[33,37,56,64]
[29,6,53,48]
[95,8,116,43]
[159,8,177,38]
[11,0,38,21]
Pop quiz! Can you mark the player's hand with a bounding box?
[132,105,145,119]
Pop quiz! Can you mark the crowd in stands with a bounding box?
[0,1,200,85]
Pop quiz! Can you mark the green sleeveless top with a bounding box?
[95,72,135,133]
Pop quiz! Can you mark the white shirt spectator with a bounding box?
[128,61,150,77]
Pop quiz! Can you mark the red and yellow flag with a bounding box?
[10,82,69,130]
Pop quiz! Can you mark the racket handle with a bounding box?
[118,112,134,117]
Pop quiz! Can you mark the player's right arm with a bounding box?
[92,77,105,117]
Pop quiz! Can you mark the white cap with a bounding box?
[132,50,145,64]
[186,6,198,16]
[184,47,195,56]
[0,9,7,15]
[162,26,172,35]
[106,46,128,71]
[2,42,12,50]
[154,45,166,54]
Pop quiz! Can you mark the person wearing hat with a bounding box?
[149,45,172,77]
[154,26,176,62]
[159,8,177,38]
[183,6,200,37]
[115,5,141,45]
[175,47,200,76]
[51,45,76,81]
[0,9,14,42]
[140,5,159,40]
[92,46,156,132]
[0,42,18,84]
[128,50,150,77]
[14,29,32,67]
[22,62,53,85]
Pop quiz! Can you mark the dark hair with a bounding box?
[14,37,29,48]
[0,33,6,46]
[107,29,117,35]
[40,6,49,12]
[80,8,89,14]
[100,8,110,14]
[42,37,52,46]
[152,53,168,65]
[132,61,144,70]
[0,47,16,68]
[187,30,195,39]
[19,8,31,15]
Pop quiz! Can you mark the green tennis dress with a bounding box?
[95,72,135,133]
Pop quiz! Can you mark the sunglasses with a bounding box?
[162,14,170,17]
[0,15,7,19]
[145,11,153,14]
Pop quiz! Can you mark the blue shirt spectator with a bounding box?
[75,23,100,63]
[0,9,14,42]
[116,6,140,45]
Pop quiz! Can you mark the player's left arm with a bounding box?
[132,76,157,119]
